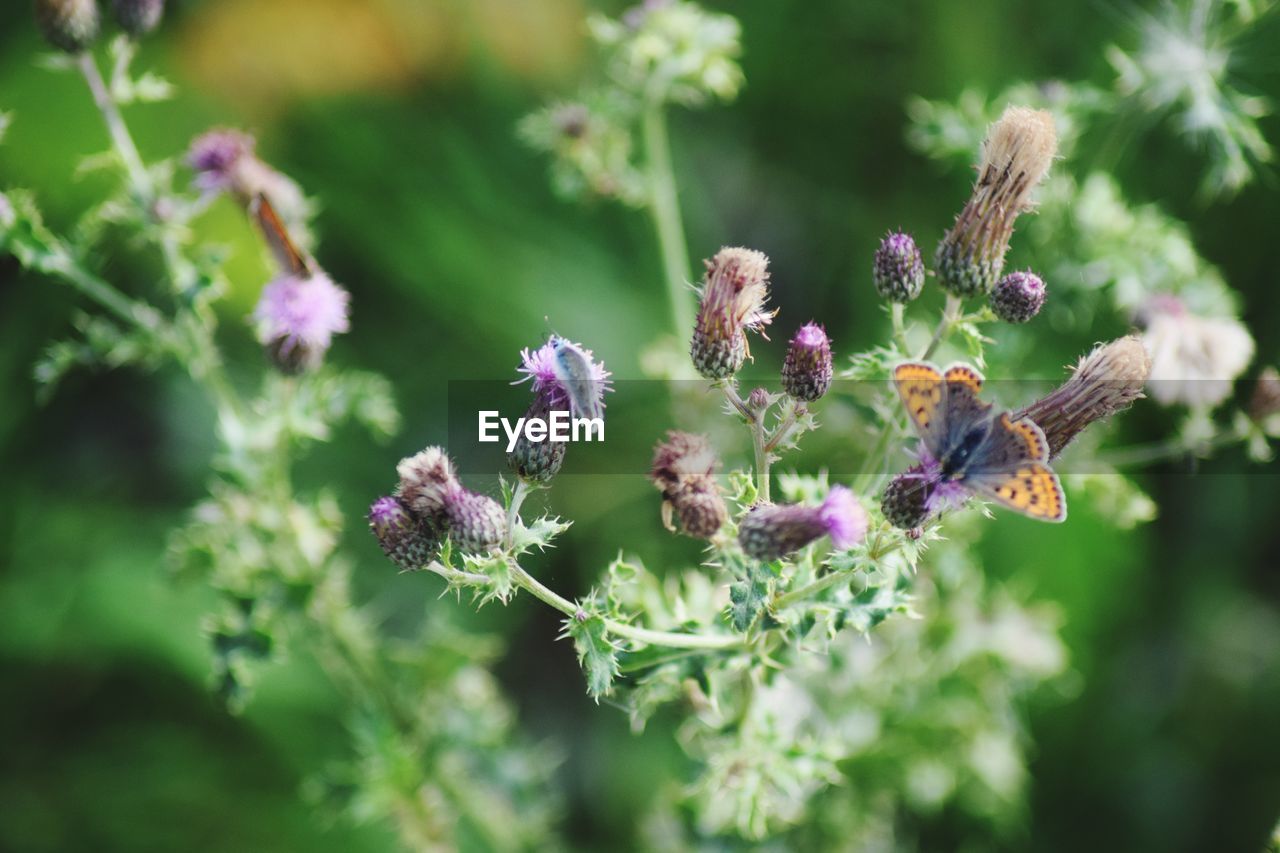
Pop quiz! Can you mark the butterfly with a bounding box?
[549,335,606,421]
[893,361,1066,522]
[251,192,313,277]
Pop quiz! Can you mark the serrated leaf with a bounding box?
[510,515,572,556]
[563,613,619,700]
[728,562,770,632]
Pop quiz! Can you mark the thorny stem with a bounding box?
[772,538,902,610]
[721,382,772,502]
[921,294,963,361]
[507,560,743,651]
[78,53,152,201]
[506,479,534,548]
[764,399,807,454]
[643,98,695,341]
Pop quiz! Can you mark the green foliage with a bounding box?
[564,611,621,701]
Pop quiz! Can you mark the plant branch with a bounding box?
[643,99,695,341]
[920,294,963,361]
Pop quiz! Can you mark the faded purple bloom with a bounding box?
[691,246,775,379]
[187,129,256,193]
[738,485,868,561]
[881,452,971,530]
[781,322,833,401]
[253,272,350,373]
[515,337,612,417]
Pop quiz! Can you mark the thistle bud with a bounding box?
[649,431,727,540]
[368,496,440,571]
[873,231,925,303]
[881,466,933,530]
[990,270,1046,323]
[111,0,162,36]
[737,486,867,561]
[1015,335,1152,458]
[396,447,461,522]
[936,106,1057,297]
[746,387,770,413]
[253,271,350,373]
[691,247,775,379]
[442,489,507,554]
[781,322,833,401]
[508,395,567,484]
[1248,367,1280,425]
[35,0,100,53]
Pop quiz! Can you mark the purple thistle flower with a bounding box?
[187,129,256,194]
[881,451,971,530]
[691,247,775,379]
[253,272,350,373]
[515,337,612,417]
[738,485,868,561]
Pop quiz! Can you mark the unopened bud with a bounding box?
[111,0,162,36]
[508,395,567,484]
[781,322,832,401]
[35,0,100,53]
[990,270,1046,323]
[368,496,440,571]
[442,489,507,554]
[873,232,925,303]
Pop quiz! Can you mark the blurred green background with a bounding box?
[2,0,1279,850]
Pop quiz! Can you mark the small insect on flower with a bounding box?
[516,336,612,421]
[890,361,1066,525]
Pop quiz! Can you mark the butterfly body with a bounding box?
[892,361,1066,522]
[550,336,605,421]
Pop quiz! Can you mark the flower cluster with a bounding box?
[389,447,507,556]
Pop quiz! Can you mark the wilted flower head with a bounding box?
[253,271,350,373]
[873,231,925,303]
[691,246,775,379]
[35,0,100,53]
[397,447,461,521]
[649,431,726,539]
[516,336,612,420]
[936,106,1057,297]
[368,496,440,571]
[781,323,833,402]
[111,0,163,37]
[1138,295,1254,408]
[738,486,868,561]
[990,270,1047,324]
[1015,335,1152,458]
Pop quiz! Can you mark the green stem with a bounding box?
[773,540,901,610]
[643,99,695,340]
[720,382,771,501]
[78,53,153,203]
[508,561,742,651]
[506,479,533,548]
[921,294,963,361]
[891,302,910,353]
[1096,425,1247,468]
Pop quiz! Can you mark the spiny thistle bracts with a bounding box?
[990,270,1046,323]
[442,489,507,554]
[880,453,971,530]
[738,486,867,561]
[873,231,925,303]
[253,272,350,373]
[508,394,568,484]
[691,246,774,379]
[936,106,1057,297]
[368,496,440,571]
[1015,335,1152,458]
[649,431,727,539]
[781,323,833,402]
